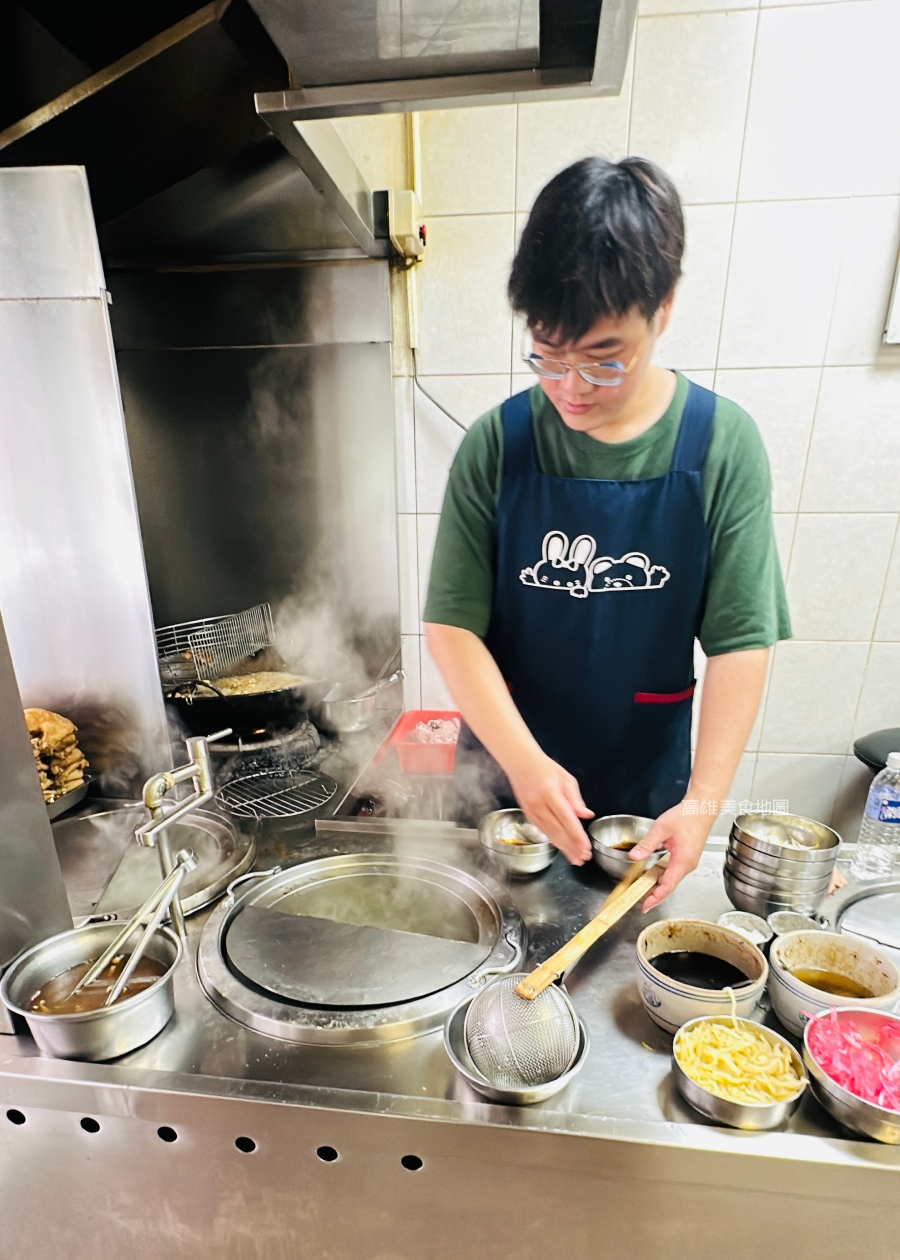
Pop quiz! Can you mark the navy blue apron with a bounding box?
[455,381,715,824]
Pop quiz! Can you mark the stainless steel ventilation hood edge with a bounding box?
[256,0,636,122]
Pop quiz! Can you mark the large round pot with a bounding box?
[1,922,181,1061]
[168,677,330,737]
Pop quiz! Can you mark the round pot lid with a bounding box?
[839,890,900,951]
[223,864,495,1008]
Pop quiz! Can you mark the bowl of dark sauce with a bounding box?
[635,918,769,1034]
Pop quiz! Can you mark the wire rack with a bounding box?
[216,770,337,820]
[156,603,275,686]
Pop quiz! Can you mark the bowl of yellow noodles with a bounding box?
[673,1013,807,1130]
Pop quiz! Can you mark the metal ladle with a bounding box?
[67,848,198,1007]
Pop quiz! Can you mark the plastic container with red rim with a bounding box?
[388,710,461,775]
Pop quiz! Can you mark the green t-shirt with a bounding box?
[423,373,791,656]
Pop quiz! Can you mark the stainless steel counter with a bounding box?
[1,817,898,1259]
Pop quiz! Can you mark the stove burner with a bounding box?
[216,769,337,820]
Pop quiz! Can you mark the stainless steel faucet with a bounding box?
[135,728,231,941]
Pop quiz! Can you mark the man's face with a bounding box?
[530,302,671,433]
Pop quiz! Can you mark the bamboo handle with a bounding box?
[514,862,665,1000]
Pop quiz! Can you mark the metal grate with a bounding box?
[217,770,337,820]
[156,604,275,685]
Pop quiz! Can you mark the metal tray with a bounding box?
[46,778,91,821]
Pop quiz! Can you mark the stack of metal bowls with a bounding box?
[724,812,839,917]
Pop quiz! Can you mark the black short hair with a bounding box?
[508,156,684,344]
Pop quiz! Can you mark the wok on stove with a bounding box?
[167,675,330,737]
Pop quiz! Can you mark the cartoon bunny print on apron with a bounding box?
[454,380,717,821]
[520,530,670,598]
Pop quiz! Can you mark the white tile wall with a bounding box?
[361,0,900,813]
[396,514,420,635]
[760,641,869,755]
[629,10,757,204]
[739,2,900,201]
[400,634,422,709]
[854,643,900,742]
[413,375,508,513]
[714,368,819,512]
[420,106,517,216]
[832,754,874,844]
[718,199,847,369]
[801,368,900,512]
[826,197,900,367]
[416,513,440,616]
[416,215,516,376]
[786,513,897,642]
[392,375,416,514]
[875,533,900,642]
[751,753,845,826]
[641,0,756,14]
[654,204,734,371]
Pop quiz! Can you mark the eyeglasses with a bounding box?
[522,329,647,388]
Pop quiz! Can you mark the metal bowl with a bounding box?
[724,852,833,893]
[315,671,403,734]
[478,809,557,876]
[724,869,828,918]
[803,1008,900,1143]
[589,814,655,879]
[673,1015,806,1130]
[768,910,825,936]
[443,989,590,1105]
[729,835,832,877]
[1,922,181,1061]
[727,837,837,883]
[716,911,774,951]
[732,814,840,863]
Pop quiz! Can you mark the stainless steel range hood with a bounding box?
[249,0,542,88]
[0,0,635,268]
[254,0,636,125]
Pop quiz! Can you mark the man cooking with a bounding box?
[423,156,790,911]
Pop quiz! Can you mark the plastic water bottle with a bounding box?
[851,752,900,880]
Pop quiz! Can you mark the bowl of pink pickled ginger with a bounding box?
[803,1007,900,1143]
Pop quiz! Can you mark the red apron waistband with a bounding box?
[633,682,696,705]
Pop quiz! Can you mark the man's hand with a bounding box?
[630,800,715,911]
[507,751,593,865]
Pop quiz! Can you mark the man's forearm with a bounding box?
[423,623,542,775]
[690,647,769,806]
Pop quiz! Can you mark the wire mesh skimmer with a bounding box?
[216,770,337,821]
[464,972,580,1089]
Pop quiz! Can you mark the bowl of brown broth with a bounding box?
[769,930,900,1037]
[635,919,768,1034]
[590,815,656,879]
[0,921,181,1061]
